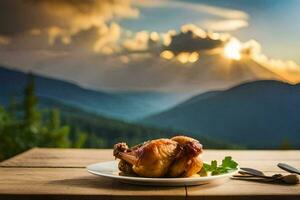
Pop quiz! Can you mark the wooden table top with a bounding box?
[0,148,299,200]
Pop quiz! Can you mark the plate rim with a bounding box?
[86,160,239,182]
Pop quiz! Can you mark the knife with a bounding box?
[278,163,300,175]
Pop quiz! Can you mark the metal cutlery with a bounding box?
[232,167,299,184]
[278,163,300,175]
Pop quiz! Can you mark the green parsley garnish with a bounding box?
[202,156,238,176]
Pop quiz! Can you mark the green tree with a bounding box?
[20,73,42,149]
[71,129,88,148]
[0,106,11,160]
[23,73,40,126]
[39,109,71,148]
[0,73,77,161]
[8,95,18,120]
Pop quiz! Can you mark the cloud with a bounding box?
[4,22,299,92]
[0,0,249,53]
[134,0,248,19]
[121,31,163,54]
[36,0,138,49]
[202,19,248,31]
[164,24,226,54]
[1,1,300,91]
[120,24,229,55]
[0,0,139,53]
[93,22,121,54]
[134,0,249,32]
[175,2,249,20]
[48,26,70,45]
[122,31,150,51]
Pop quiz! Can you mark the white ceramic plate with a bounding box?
[86,161,238,186]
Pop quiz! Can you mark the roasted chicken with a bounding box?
[113,136,203,178]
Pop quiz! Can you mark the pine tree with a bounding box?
[8,95,18,120]
[41,108,71,148]
[23,73,40,128]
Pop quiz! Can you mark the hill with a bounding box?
[0,66,185,121]
[143,80,300,148]
[42,97,234,149]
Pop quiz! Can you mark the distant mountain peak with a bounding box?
[143,79,300,148]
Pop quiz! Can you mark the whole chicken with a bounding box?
[113,136,203,178]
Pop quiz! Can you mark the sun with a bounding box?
[224,38,242,60]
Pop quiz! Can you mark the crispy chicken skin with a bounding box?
[113,136,203,178]
[167,136,203,177]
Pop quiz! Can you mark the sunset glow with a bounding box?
[1,0,300,90]
[177,52,190,64]
[160,51,199,64]
[224,38,242,60]
[160,50,174,60]
[188,52,199,63]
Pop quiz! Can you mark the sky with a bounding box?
[123,0,300,62]
[0,0,300,92]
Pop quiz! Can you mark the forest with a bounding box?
[0,74,235,161]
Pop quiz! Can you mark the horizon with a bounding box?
[2,65,298,96]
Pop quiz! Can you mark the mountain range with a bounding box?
[1,65,300,148]
[0,65,232,149]
[0,66,186,121]
[144,80,300,148]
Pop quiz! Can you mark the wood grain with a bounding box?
[189,150,300,200]
[0,148,112,168]
[1,148,299,171]
[0,168,185,200]
[0,148,300,200]
[187,180,300,200]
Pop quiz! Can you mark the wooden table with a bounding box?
[0,148,299,200]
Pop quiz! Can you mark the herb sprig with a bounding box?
[202,156,238,175]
